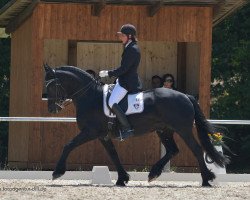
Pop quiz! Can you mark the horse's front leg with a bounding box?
[99,138,129,186]
[53,128,97,180]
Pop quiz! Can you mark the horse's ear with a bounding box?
[44,63,55,76]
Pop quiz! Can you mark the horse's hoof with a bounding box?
[52,172,64,180]
[148,176,157,182]
[202,181,212,187]
[148,176,157,183]
[148,173,159,182]
[116,173,129,186]
[116,180,126,187]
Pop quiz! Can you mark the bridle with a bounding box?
[45,74,95,109]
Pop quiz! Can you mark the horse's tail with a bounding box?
[187,95,230,167]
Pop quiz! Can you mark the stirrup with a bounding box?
[118,129,134,141]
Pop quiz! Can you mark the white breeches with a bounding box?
[108,81,128,108]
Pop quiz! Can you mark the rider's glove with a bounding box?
[99,70,109,78]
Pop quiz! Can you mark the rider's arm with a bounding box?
[108,47,138,77]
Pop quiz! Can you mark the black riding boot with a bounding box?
[112,103,134,140]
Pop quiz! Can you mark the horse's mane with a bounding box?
[57,66,95,81]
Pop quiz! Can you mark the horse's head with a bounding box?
[44,63,67,113]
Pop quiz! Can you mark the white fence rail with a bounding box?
[0,117,76,122]
[0,117,250,125]
[208,120,250,125]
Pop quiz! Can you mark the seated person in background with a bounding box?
[86,69,96,79]
[162,73,176,90]
[151,75,163,89]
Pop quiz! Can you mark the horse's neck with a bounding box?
[66,76,102,101]
[57,69,103,107]
[74,83,103,114]
[58,71,88,93]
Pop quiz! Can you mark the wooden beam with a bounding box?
[148,1,164,17]
[177,42,187,93]
[0,0,33,28]
[0,0,17,16]
[40,0,218,4]
[91,0,106,17]
[5,0,39,34]
[213,0,247,26]
[213,0,226,19]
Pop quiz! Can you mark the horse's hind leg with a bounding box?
[177,127,215,187]
[52,128,97,180]
[99,138,129,186]
[148,129,179,182]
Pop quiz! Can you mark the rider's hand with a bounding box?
[99,70,109,78]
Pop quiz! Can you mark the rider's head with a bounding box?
[117,24,137,45]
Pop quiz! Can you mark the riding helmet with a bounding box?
[117,24,136,36]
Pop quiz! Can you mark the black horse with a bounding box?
[44,64,229,187]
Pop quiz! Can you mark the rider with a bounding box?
[99,24,142,140]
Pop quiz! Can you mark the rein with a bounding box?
[45,74,96,109]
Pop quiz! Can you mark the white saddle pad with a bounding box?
[103,84,144,118]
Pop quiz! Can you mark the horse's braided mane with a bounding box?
[57,66,95,81]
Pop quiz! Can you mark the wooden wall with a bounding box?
[172,42,201,168]
[76,41,177,88]
[44,39,68,66]
[33,3,212,115]
[186,43,201,96]
[139,41,177,89]
[8,16,33,167]
[9,3,213,170]
[77,42,123,84]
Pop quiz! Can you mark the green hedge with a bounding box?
[0,38,10,167]
[0,0,11,8]
[211,3,250,173]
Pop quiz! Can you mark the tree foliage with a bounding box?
[211,3,250,172]
[0,0,11,8]
[0,0,11,167]
[0,38,10,166]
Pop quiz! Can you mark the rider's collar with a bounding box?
[125,40,132,48]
